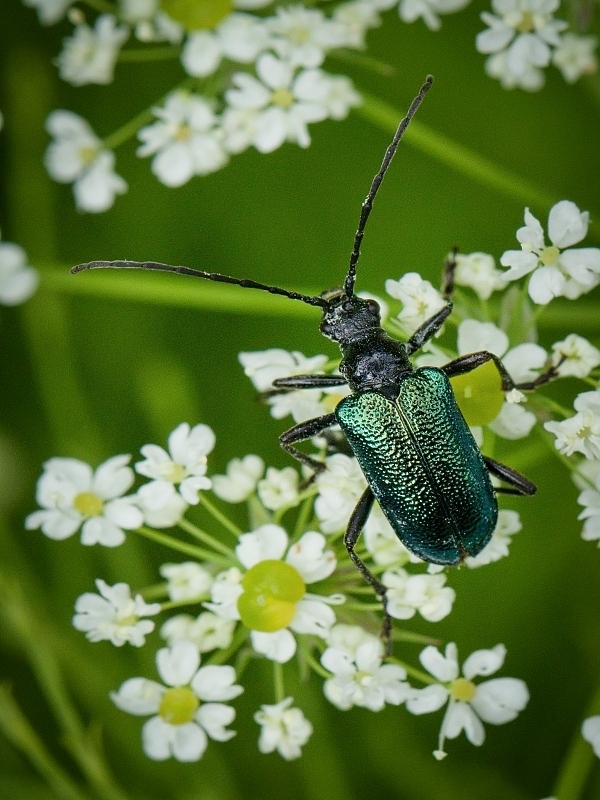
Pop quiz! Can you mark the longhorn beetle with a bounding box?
[73,76,559,639]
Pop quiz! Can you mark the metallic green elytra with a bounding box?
[336,368,497,565]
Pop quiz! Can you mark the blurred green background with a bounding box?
[1,1,600,798]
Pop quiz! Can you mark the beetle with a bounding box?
[72,76,559,635]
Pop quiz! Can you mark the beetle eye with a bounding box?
[367,299,380,315]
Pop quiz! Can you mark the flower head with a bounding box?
[26,455,142,546]
[255,697,313,759]
[111,640,242,761]
[73,579,160,646]
[56,14,129,86]
[385,272,446,334]
[211,454,265,502]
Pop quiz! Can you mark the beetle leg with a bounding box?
[260,374,348,402]
[405,303,453,356]
[440,247,459,301]
[484,456,537,496]
[345,487,393,652]
[442,350,562,392]
[279,412,338,474]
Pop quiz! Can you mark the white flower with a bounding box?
[211,455,265,503]
[576,465,600,545]
[552,33,597,83]
[255,697,312,759]
[382,567,455,622]
[160,562,213,602]
[57,14,129,86]
[500,201,600,304]
[137,93,228,187]
[398,0,471,31]
[73,579,160,646]
[315,453,366,533]
[206,525,337,663]
[406,642,529,759]
[135,422,215,504]
[582,715,600,758]
[476,0,567,90]
[160,612,235,653]
[25,455,142,546]
[544,390,600,460]
[362,504,412,566]
[136,481,188,528]
[44,110,127,212]
[111,640,242,761]
[238,348,331,423]
[0,239,38,305]
[385,272,446,335]
[454,252,505,300]
[120,0,184,43]
[257,466,300,510]
[551,334,600,379]
[181,12,270,78]
[465,509,521,566]
[266,5,346,67]
[332,0,386,48]
[322,633,410,711]
[225,53,329,153]
[23,0,72,25]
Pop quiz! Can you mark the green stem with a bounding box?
[329,48,395,77]
[196,495,243,539]
[178,515,237,557]
[134,525,231,565]
[356,93,600,234]
[552,681,600,800]
[273,662,285,703]
[206,624,249,666]
[160,596,208,611]
[293,494,317,539]
[302,648,331,680]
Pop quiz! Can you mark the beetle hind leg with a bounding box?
[345,487,393,653]
[484,456,537,496]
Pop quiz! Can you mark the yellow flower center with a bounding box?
[237,560,306,632]
[450,360,505,427]
[79,145,98,166]
[160,0,232,30]
[449,677,477,702]
[271,88,294,108]
[174,124,191,143]
[158,686,199,725]
[160,461,187,482]
[516,11,534,32]
[540,245,560,266]
[73,491,104,517]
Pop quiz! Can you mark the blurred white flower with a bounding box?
[136,481,188,528]
[57,14,129,86]
[44,110,127,212]
[23,0,72,25]
[255,697,313,759]
[551,334,600,379]
[398,0,471,31]
[73,579,160,646]
[211,455,265,503]
[266,5,346,67]
[544,390,600,460]
[383,567,455,621]
[160,562,213,602]
[257,466,300,510]
[552,33,597,83]
[0,238,38,305]
[160,612,236,653]
[385,272,446,334]
[454,252,505,300]
[582,715,600,758]
[181,12,270,78]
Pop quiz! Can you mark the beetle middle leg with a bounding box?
[442,350,562,391]
[484,456,537,496]
[345,486,393,652]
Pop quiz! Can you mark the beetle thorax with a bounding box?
[319,291,412,395]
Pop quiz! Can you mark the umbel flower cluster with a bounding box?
[26,199,600,763]
[22,0,597,211]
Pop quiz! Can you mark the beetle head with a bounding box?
[319,290,382,345]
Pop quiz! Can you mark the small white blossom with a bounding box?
[225,54,330,153]
[57,14,129,86]
[332,0,386,48]
[0,238,38,305]
[544,390,600,460]
[160,562,213,602]
[206,525,337,663]
[160,612,236,653]
[385,272,446,335]
[135,422,215,504]
[582,716,600,758]
[552,334,600,379]
[111,640,242,761]
[23,0,72,25]
[136,481,188,528]
[119,0,184,43]
[73,579,160,646]
[383,567,455,621]
[255,697,313,759]
[315,453,366,533]
[501,201,600,304]
[488,401,537,439]
[211,455,265,503]
[406,642,529,759]
[322,631,410,711]
[454,252,505,300]
[398,0,471,31]
[137,93,228,187]
[266,5,347,67]
[552,33,597,83]
[576,465,600,545]
[44,110,127,212]
[257,466,300,510]
[466,509,521,566]
[476,0,567,91]
[181,12,270,78]
[26,455,142,546]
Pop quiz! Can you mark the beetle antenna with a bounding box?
[71,260,329,309]
[344,75,433,298]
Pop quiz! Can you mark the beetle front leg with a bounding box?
[345,487,393,652]
[484,456,537,496]
[279,412,338,474]
[261,374,347,403]
[442,350,561,392]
